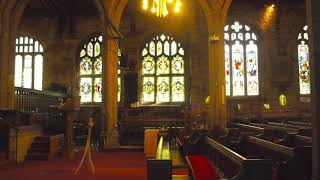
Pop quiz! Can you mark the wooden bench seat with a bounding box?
[235,136,312,180]
[179,134,272,180]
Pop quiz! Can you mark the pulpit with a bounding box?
[58,98,79,158]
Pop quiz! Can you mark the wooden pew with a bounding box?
[236,136,311,180]
[228,122,312,147]
[179,134,272,180]
[204,137,272,180]
[147,136,172,180]
[147,135,190,180]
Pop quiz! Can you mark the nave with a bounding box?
[1,0,320,179]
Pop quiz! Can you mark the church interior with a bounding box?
[0,0,319,179]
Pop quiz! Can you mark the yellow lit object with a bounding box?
[279,94,287,107]
[141,0,182,18]
[264,104,270,110]
[260,4,276,31]
[237,104,241,111]
[205,96,210,104]
[174,7,180,13]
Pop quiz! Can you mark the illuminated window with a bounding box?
[79,35,103,103]
[297,25,311,95]
[15,36,44,90]
[79,35,122,104]
[118,50,122,102]
[141,34,185,104]
[224,22,259,96]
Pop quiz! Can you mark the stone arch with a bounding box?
[107,0,233,28]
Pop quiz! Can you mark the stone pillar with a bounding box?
[207,13,227,130]
[103,37,120,149]
[0,30,15,110]
[306,1,320,179]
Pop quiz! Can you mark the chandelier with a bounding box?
[142,0,182,18]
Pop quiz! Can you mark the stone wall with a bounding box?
[18,7,103,93]
[225,0,311,120]
[16,0,311,121]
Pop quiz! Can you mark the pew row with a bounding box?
[147,135,190,180]
[236,136,312,180]
[204,137,272,180]
[228,122,311,147]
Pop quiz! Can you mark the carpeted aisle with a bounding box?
[0,150,147,180]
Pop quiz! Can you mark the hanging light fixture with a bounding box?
[142,0,182,18]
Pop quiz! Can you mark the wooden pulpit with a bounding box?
[58,98,78,158]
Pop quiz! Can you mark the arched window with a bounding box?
[15,36,44,90]
[141,34,185,104]
[224,22,259,97]
[79,35,122,104]
[297,25,311,95]
[79,36,103,103]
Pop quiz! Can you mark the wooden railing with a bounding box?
[14,87,67,114]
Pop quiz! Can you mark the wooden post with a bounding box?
[66,110,74,158]
[58,99,76,158]
[306,1,320,179]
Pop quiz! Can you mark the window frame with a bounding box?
[297,25,311,96]
[139,33,188,106]
[77,34,104,105]
[14,35,44,91]
[224,21,261,98]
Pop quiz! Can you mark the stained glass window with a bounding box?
[79,36,103,103]
[224,22,259,96]
[141,34,185,104]
[298,25,311,95]
[118,49,122,103]
[15,36,44,90]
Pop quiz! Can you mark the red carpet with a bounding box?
[0,150,147,180]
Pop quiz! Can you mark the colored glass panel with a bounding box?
[225,44,231,96]
[94,78,102,102]
[143,77,155,102]
[246,42,259,95]
[87,42,94,57]
[298,44,310,95]
[80,78,92,103]
[94,57,102,74]
[118,77,121,102]
[171,41,177,56]
[157,77,170,103]
[157,56,170,75]
[94,42,101,57]
[142,56,155,75]
[157,41,163,56]
[164,41,170,55]
[232,42,245,96]
[172,55,184,74]
[172,77,185,102]
[150,41,155,56]
[80,57,92,75]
